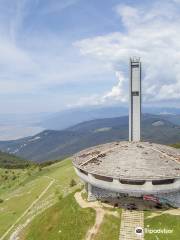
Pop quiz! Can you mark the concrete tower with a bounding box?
[129,57,141,142]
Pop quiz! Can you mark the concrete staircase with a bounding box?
[119,210,144,240]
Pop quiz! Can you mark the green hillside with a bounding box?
[0,157,180,240]
[0,158,121,240]
[0,159,84,239]
[145,212,180,240]
[0,151,31,169]
[22,192,95,240]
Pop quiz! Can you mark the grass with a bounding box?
[0,177,50,235]
[0,159,81,239]
[170,143,180,148]
[94,214,121,240]
[0,157,122,240]
[21,192,96,240]
[0,167,37,196]
[3,156,180,240]
[144,212,180,240]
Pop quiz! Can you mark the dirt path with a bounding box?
[86,209,105,240]
[74,191,118,240]
[0,178,55,240]
[147,208,180,219]
[165,208,180,215]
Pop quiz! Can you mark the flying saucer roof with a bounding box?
[73,142,180,180]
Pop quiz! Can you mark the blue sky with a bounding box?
[0,0,179,113]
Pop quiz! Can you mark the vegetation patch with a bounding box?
[94,214,120,240]
[0,159,81,238]
[69,178,77,187]
[0,151,32,169]
[81,191,88,201]
[171,143,180,148]
[145,212,180,240]
[0,176,50,236]
[22,192,96,240]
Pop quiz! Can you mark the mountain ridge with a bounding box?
[0,114,179,162]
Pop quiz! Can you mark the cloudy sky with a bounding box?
[0,0,180,114]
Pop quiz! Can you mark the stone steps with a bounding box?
[119,210,144,240]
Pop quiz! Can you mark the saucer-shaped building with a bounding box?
[73,141,180,206]
[72,58,180,207]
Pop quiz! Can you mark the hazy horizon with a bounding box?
[0,104,179,140]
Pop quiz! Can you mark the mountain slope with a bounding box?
[41,106,128,130]
[0,151,30,169]
[0,159,82,239]
[0,114,179,162]
[40,106,180,130]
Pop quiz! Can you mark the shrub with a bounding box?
[38,166,42,172]
[81,191,88,200]
[70,179,77,187]
[58,194,63,200]
[12,175,17,180]
[4,175,8,180]
[0,199,4,203]
[55,189,60,195]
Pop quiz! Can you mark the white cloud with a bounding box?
[74,1,180,105]
[67,71,128,108]
[102,71,127,102]
[0,0,179,114]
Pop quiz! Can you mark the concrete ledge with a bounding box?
[75,167,180,195]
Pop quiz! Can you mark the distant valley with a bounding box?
[0,106,180,140]
[0,113,180,162]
